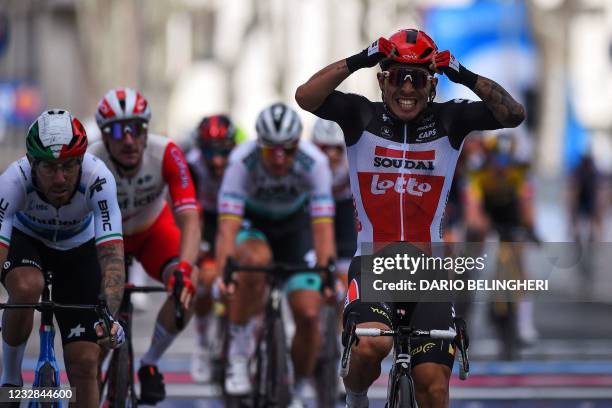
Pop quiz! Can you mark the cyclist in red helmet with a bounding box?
[185,114,239,383]
[296,28,525,407]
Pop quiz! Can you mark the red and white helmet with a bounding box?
[95,87,151,129]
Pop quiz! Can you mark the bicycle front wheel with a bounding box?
[265,317,292,407]
[29,362,60,408]
[314,305,340,408]
[390,375,416,408]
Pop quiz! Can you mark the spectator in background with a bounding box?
[568,153,604,243]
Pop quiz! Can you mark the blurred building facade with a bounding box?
[0,0,610,175]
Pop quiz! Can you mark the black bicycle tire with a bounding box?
[266,317,292,407]
[35,362,58,408]
[315,305,339,408]
[391,374,416,408]
[105,344,132,408]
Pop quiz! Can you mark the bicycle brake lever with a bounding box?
[97,295,114,341]
[172,271,185,330]
[223,256,237,287]
[317,259,337,299]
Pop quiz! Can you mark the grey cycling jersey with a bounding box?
[0,153,123,250]
[218,139,334,221]
[185,147,222,213]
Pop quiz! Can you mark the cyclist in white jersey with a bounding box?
[90,88,200,404]
[0,110,125,407]
[216,103,336,402]
[296,28,525,407]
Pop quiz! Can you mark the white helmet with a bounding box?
[312,118,344,146]
[95,87,151,129]
[255,102,302,146]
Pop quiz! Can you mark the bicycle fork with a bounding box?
[31,276,61,408]
[29,324,61,408]
[387,335,416,408]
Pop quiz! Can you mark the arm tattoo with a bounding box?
[473,77,525,127]
[310,60,349,81]
[97,242,125,314]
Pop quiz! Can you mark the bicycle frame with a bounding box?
[387,327,417,408]
[0,270,113,408]
[30,272,61,408]
[341,309,461,408]
[223,257,336,407]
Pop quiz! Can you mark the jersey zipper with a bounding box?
[53,207,60,242]
[399,123,408,241]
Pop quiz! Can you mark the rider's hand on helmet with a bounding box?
[346,37,396,73]
[431,50,461,80]
[432,50,478,88]
[95,318,125,349]
[167,262,196,310]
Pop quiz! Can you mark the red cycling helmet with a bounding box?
[196,114,236,148]
[380,29,438,70]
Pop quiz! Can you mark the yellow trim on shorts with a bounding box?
[219,214,243,222]
[312,216,334,224]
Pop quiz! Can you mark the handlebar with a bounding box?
[0,295,114,341]
[354,327,456,340]
[124,284,167,294]
[341,312,470,380]
[223,256,337,293]
[172,270,185,331]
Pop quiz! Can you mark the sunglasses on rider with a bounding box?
[103,121,148,141]
[202,146,233,160]
[259,144,298,158]
[35,158,82,177]
[383,68,433,90]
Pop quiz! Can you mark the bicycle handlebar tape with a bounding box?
[355,328,383,336]
[429,329,457,340]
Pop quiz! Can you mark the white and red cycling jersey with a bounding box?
[89,134,198,279]
[89,134,198,235]
[315,91,505,255]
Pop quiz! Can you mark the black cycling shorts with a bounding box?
[343,256,456,369]
[203,209,219,254]
[1,228,102,345]
[242,208,313,265]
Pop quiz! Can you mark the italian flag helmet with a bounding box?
[26,110,88,160]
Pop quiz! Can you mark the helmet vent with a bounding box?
[405,29,418,44]
[420,47,434,59]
